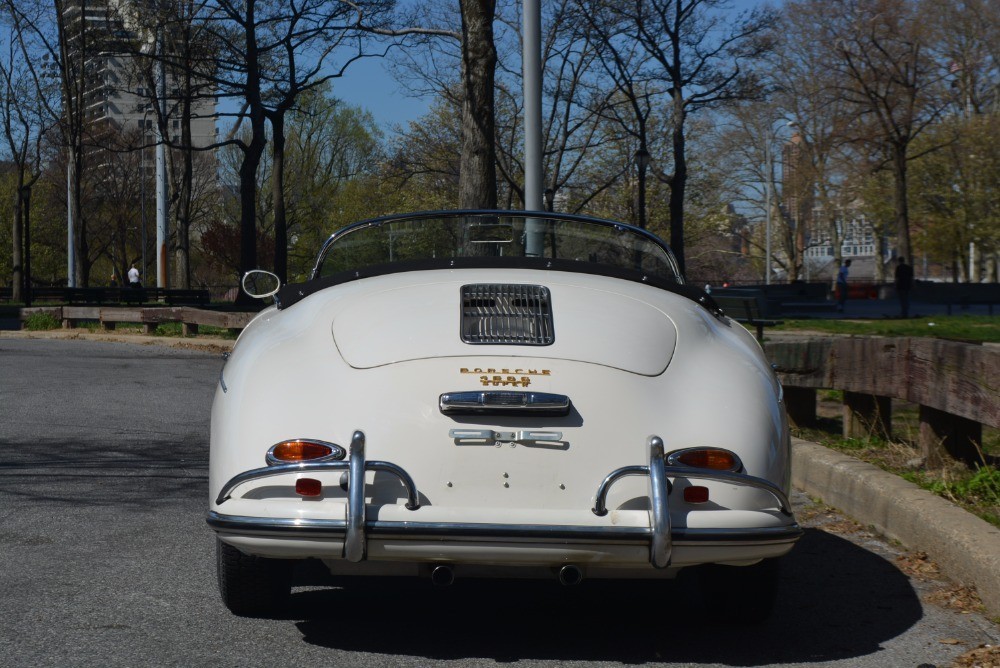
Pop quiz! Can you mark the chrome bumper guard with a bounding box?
[211,432,800,568]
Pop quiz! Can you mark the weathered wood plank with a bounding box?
[766,337,1000,429]
[903,339,998,427]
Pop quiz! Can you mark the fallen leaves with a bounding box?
[949,643,1000,668]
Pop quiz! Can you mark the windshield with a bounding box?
[313,211,682,284]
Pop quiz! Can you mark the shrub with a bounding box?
[23,312,60,330]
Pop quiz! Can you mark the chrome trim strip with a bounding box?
[593,464,793,517]
[206,512,803,545]
[647,436,671,568]
[345,431,366,562]
[593,465,650,516]
[665,467,794,516]
[439,391,570,415]
[214,457,421,510]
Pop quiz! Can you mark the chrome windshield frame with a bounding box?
[308,209,683,283]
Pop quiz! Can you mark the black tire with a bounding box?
[697,558,781,624]
[216,538,293,617]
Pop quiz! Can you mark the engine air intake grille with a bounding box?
[461,284,554,345]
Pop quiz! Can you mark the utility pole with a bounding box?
[155,30,169,288]
[522,0,545,257]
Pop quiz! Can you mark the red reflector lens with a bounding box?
[676,449,737,471]
[272,440,334,462]
[684,486,710,503]
[296,478,322,497]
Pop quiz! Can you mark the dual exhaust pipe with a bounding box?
[430,564,583,587]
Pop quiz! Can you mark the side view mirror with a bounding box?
[242,270,281,301]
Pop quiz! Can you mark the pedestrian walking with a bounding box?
[895,256,914,318]
[128,264,141,289]
[836,259,851,311]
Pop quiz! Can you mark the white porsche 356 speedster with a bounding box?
[208,210,801,620]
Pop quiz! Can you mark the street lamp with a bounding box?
[634,148,651,230]
[21,185,32,307]
[765,138,772,285]
[140,114,150,287]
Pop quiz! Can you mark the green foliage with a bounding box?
[23,311,59,330]
[909,116,1000,276]
[776,315,1000,343]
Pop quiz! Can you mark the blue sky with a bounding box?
[333,0,772,134]
[332,56,429,133]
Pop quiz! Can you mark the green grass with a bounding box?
[22,312,60,330]
[774,315,1000,342]
[152,322,238,339]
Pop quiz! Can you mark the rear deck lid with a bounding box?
[333,281,677,375]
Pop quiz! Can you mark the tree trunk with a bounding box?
[11,171,23,302]
[669,92,686,275]
[175,110,193,290]
[271,111,288,284]
[892,143,912,264]
[240,111,266,280]
[458,0,497,209]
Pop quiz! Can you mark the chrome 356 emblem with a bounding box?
[460,367,551,388]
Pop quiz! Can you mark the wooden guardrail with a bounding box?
[3,286,211,306]
[20,306,256,336]
[764,337,999,467]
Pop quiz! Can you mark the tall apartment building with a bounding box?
[64,0,217,148]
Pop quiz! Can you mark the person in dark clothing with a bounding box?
[836,259,851,311]
[895,256,914,318]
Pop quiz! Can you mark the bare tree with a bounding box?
[766,2,864,280]
[0,8,55,300]
[580,0,775,275]
[826,0,946,264]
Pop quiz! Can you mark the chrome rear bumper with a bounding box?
[210,431,801,567]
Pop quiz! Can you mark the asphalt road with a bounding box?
[1,338,997,668]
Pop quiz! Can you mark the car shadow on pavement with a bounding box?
[291,528,921,665]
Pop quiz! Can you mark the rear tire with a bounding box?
[697,558,781,624]
[216,538,293,617]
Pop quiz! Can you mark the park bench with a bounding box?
[711,291,783,342]
[915,282,1000,316]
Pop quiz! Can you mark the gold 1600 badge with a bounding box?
[460,367,551,388]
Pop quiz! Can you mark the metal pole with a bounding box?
[141,126,147,286]
[67,163,76,287]
[765,137,772,286]
[155,31,168,288]
[22,186,31,307]
[523,0,545,256]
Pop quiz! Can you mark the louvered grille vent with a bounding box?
[461,284,554,345]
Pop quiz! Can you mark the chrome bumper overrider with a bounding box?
[211,432,801,568]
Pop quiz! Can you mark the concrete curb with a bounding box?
[792,437,1000,618]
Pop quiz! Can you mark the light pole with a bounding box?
[21,185,31,307]
[765,138,772,285]
[141,114,149,286]
[522,0,545,257]
[634,148,650,230]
